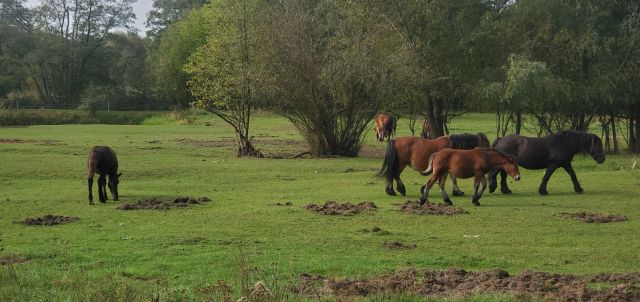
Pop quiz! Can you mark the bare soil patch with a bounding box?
[21,214,79,225]
[0,254,29,266]
[0,138,63,145]
[358,226,390,235]
[398,200,468,215]
[117,196,211,210]
[304,201,377,215]
[383,241,416,250]
[294,268,640,301]
[175,138,235,148]
[560,212,628,223]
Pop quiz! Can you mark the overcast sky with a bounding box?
[24,0,154,36]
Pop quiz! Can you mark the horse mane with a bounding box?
[554,130,594,152]
[486,148,517,163]
[450,132,488,149]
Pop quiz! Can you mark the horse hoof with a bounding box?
[538,190,548,195]
[473,201,481,206]
[501,188,512,195]
[489,187,496,193]
[419,197,427,205]
[452,190,465,197]
[397,188,406,196]
[444,199,453,206]
[575,188,584,194]
[385,188,397,196]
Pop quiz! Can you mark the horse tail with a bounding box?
[377,139,399,183]
[421,152,438,176]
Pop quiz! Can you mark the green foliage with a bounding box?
[0,109,161,126]
[147,7,208,107]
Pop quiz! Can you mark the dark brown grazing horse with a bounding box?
[87,146,121,204]
[420,148,520,206]
[377,133,490,196]
[374,113,397,142]
[489,131,605,195]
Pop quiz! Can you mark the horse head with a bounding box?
[108,172,122,201]
[587,134,605,164]
[495,150,520,181]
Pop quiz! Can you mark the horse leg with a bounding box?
[98,175,107,203]
[488,169,498,193]
[450,175,465,196]
[87,174,94,205]
[477,176,488,203]
[472,174,482,206]
[439,173,453,205]
[419,174,439,205]
[395,176,406,196]
[499,169,512,194]
[563,163,584,193]
[539,165,558,195]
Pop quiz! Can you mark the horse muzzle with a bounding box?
[514,174,521,181]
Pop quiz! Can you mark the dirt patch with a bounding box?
[358,145,386,158]
[560,212,628,223]
[304,201,377,215]
[21,214,79,225]
[358,226,390,235]
[0,138,63,145]
[275,201,293,206]
[294,268,640,301]
[398,200,468,215]
[383,241,416,250]
[117,196,211,210]
[0,254,29,266]
[175,138,235,148]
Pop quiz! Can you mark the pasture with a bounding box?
[0,111,639,301]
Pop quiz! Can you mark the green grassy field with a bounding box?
[0,112,638,301]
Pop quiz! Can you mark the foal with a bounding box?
[420,149,520,206]
[87,146,121,204]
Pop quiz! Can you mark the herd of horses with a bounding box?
[84,114,606,206]
[374,113,606,206]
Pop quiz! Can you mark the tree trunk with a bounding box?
[236,135,263,158]
[611,116,618,154]
[515,112,522,135]
[425,95,445,138]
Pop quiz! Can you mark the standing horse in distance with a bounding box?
[87,146,121,204]
[420,148,520,206]
[489,131,605,195]
[374,113,397,142]
[377,133,490,196]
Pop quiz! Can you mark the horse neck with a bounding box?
[486,151,510,169]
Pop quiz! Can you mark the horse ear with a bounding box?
[117,172,122,178]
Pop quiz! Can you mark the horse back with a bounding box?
[88,146,118,176]
[496,134,551,170]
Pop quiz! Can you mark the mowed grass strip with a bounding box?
[0,112,638,301]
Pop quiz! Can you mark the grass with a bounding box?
[0,112,638,301]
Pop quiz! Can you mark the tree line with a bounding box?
[1,0,639,155]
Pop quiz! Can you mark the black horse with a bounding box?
[489,131,605,195]
[87,146,121,204]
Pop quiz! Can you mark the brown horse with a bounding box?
[87,146,121,204]
[420,148,520,206]
[377,133,490,196]
[374,113,397,142]
[420,114,431,139]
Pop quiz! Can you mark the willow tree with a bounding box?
[264,0,414,157]
[184,0,266,157]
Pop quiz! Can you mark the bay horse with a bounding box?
[87,146,121,204]
[420,115,431,139]
[489,131,605,195]
[420,148,520,206]
[377,133,490,196]
[374,113,397,142]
